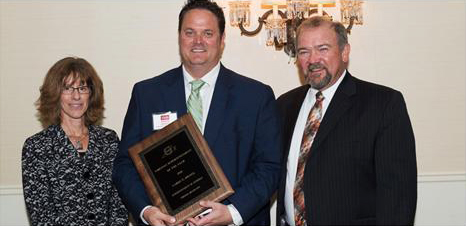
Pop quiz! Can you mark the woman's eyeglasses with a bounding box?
[62,86,91,95]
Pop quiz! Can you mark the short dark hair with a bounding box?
[178,0,225,35]
[296,16,348,51]
[36,57,105,127]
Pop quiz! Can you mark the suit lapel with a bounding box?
[203,65,231,149]
[310,72,356,157]
[161,66,188,117]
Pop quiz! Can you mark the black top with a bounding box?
[22,124,128,225]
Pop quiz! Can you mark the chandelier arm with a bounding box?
[239,10,272,36]
[239,19,264,36]
[239,9,286,37]
[277,10,286,19]
[346,16,355,35]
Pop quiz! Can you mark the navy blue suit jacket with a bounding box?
[113,64,281,225]
[276,73,417,225]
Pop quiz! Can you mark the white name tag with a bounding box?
[152,112,177,130]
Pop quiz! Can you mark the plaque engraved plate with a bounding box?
[129,114,234,224]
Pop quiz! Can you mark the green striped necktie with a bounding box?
[187,80,206,131]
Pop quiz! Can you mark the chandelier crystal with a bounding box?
[265,17,287,46]
[228,1,251,27]
[340,0,363,25]
[286,0,309,19]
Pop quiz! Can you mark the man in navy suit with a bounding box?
[113,0,281,225]
[276,16,417,225]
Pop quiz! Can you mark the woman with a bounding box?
[22,57,128,225]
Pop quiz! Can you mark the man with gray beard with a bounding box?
[276,16,417,225]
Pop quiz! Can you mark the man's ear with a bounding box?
[221,32,226,51]
[342,43,350,63]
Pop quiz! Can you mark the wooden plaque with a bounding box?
[128,114,234,224]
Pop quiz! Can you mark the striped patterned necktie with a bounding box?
[187,80,206,130]
[294,91,324,226]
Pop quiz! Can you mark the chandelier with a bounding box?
[223,0,363,57]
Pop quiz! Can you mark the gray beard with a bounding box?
[306,68,332,90]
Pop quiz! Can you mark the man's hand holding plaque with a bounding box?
[186,201,233,226]
[129,114,234,225]
[143,206,176,226]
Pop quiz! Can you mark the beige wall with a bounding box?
[0,0,464,187]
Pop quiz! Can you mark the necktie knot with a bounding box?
[316,91,324,102]
[190,80,205,92]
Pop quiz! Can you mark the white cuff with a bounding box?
[140,205,152,225]
[227,204,243,226]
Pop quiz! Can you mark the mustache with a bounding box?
[308,63,325,72]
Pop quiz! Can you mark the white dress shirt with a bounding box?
[141,62,243,225]
[284,71,346,226]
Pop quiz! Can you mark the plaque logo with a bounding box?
[163,145,176,158]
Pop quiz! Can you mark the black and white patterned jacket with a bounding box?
[22,124,128,226]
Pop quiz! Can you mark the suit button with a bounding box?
[87,213,95,220]
[83,171,90,179]
[86,193,94,199]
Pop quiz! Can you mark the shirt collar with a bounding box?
[182,62,221,88]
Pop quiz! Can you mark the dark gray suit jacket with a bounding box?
[276,72,417,225]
